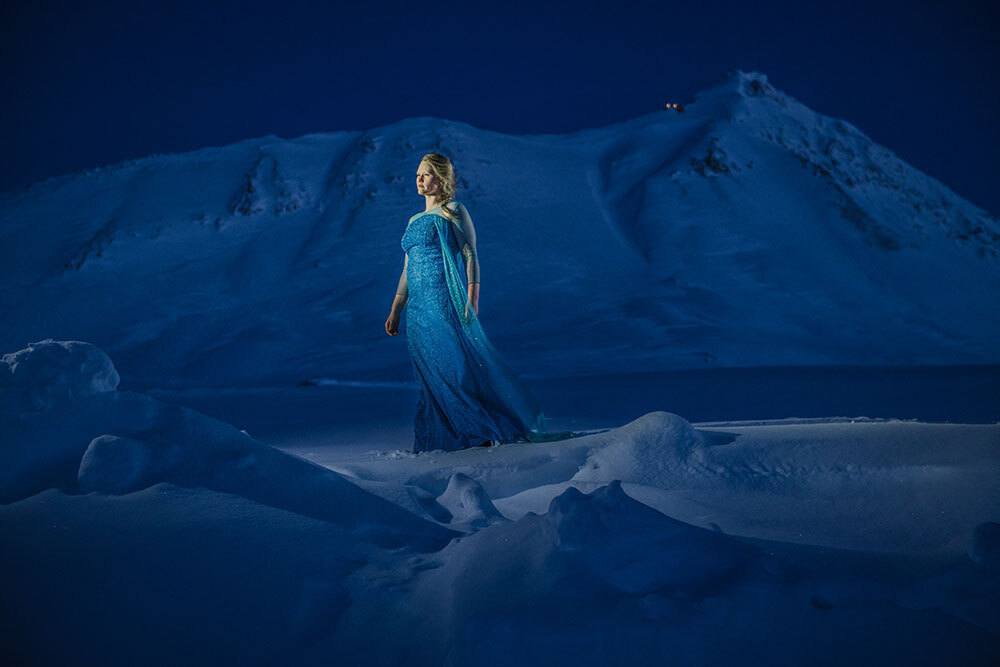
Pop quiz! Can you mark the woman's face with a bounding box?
[416,162,439,196]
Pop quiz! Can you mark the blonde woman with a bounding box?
[385,153,544,452]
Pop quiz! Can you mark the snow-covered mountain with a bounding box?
[2,70,997,390]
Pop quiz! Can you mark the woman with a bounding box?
[385,153,545,452]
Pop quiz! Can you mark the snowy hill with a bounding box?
[2,69,997,390]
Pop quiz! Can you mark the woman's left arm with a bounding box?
[452,203,481,315]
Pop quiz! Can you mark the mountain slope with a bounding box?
[2,70,997,389]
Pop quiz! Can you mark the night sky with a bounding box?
[2,0,997,215]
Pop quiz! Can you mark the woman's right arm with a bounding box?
[394,253,409,306]
[386,254,408,336]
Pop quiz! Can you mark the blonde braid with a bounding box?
[421,152,459,220]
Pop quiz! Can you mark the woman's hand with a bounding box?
[465,282,480,319]
[386,294,407,335]
[385,310,401,336]
[464,298,478,319]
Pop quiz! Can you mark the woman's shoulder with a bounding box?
[446,201,471,217]
[409,202,465,223]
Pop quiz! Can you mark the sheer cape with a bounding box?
[427,211,547,437]
[398,201,581,445]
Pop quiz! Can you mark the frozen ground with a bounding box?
[2,340,998,666]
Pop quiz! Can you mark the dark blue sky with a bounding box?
[2,0,997,214]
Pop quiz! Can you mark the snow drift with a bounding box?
[2,342,998,665]
[0,339,456,549]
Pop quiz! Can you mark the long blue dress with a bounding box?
[398,202,545,452]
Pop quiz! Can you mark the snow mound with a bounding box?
[571,411,704,487]
[75,417,454,548]
[1,340,457,550]
[1,339,119,413]
[545,480,758,596]
[78,434,165,495]
[419,480,761,614]
[329,479,1000,665]
[327,481,777,664]
[435,472,506,527]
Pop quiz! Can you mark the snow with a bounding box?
[1,341,456,550]
[2,69,999,664]
[433,472,507,528]
[2,339,999,665]
[1,484,365,666]
[1,338,120,411]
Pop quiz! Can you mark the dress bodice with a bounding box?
[400,211,452,262]
[394,201,480,301]
[400,211,454,305]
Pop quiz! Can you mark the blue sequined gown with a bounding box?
[400,204,543,452]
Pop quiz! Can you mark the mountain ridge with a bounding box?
[2,70,997,389]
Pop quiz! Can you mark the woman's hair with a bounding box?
[421,152,459,221]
